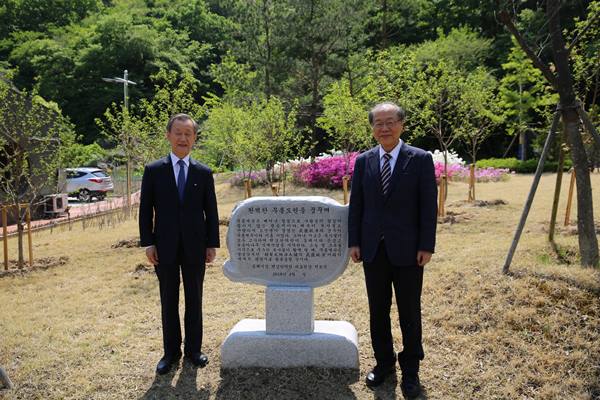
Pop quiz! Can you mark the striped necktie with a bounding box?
[381,153,392,195]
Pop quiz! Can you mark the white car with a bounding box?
[65,168,114,202]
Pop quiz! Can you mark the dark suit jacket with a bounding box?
[139,155,220,265]
[348,143,437,266]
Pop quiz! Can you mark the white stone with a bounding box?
[221,319,359,369]
[266,286,314,335]
[223,196,350,288]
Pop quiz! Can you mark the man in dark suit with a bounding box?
[139,113,220,375]
[348,102,437,397]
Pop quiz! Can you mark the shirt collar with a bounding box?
[170,152,190,167]
[378,139,403,160]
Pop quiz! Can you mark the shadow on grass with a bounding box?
[139,359,210,400]
[216,367,360,399]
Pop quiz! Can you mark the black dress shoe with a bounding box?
[185,352,209,368]
[401,374,421,398]
[156,352,182,375]
[365,365,395,387]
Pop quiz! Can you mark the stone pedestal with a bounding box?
[266,286,314,334]
[221,319,358,368]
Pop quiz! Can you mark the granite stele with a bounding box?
[221,196,358,368]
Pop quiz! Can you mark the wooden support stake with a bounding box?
[438,175,447,217]
[564,168,576,226]
[342,176,349,205]
[25,206,33,268]
[244,179,252,199]
[2,207,7,271]
[468,164,475,202]
[548,145,565,242]
[503,110,560,274]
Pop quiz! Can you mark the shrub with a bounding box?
[293,153,357,189]
[476,158,572,173]
[229,170,271,187]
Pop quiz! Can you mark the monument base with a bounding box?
[221,319,359,369]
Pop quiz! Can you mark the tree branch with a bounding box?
[567,8,600,52]
[497,10,558,88]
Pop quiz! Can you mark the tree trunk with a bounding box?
[547,0,598,267]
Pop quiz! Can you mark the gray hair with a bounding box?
[368,102,406,125]
[166,113,198,133]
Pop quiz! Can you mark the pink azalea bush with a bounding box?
[292,152,358,189]
[230,149,509,189]
[229,170,272,187]
[434,163,510,183]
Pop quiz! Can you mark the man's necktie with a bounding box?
[177,159,186,201]
[381,153,392,196]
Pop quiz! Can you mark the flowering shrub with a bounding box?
[293,152,358,189]
[453,166,511,182]
[430,149,465,166]
[229,170,272,187]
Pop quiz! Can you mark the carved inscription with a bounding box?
[235,206,343,278]
[224,197,350,287]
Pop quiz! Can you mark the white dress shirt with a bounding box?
[378,140,403,174]
[170,152,190,185]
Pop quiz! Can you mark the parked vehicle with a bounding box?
[65,168,114,202]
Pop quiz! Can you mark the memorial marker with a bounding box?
[221,196,359,369]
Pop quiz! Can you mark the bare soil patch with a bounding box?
[112,238,140,248]
[0,256,69,278]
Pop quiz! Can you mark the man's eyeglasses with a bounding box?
[373,120,401,129]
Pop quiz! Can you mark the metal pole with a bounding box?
[503,110,561,274]
[123,70,129,109]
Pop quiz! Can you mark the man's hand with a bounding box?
[206,248,217,264]
[417,251,432,267]
[146,245,159,265]
[349,246,361,263]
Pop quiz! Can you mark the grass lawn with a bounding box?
[0,173,599,399]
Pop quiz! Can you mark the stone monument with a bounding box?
[221,196,359,368]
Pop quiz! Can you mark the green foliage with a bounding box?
[570,0,600,117]
[96,69,204,168]
[318,79,373,154]
[498,38,558,138]
[476,157,572,173]
[200,96,300,176]
[0,79,76,205]
[60,142,107,167]
[413,27,493,71]
[456,67,503,162]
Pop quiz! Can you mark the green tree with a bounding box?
[410,60,466,179]
[318,79,372,173]
[498,39,558,160]
[457,68,503,164]
[0,78,75,267]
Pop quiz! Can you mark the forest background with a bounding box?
[0,0,598,175]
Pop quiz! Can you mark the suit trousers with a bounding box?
[363,240,424,374]
[154,240,205,358]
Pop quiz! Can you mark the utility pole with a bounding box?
[102,70,136,214]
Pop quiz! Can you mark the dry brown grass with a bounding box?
[0,173,599,400]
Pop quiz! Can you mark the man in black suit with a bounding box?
[139,113,220,375]
[348,102,437,397]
